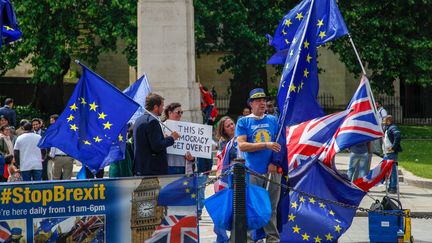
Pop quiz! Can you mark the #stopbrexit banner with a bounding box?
[0,175,198,242]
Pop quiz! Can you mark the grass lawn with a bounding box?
[398,139,432,179]
[399,125,432,139]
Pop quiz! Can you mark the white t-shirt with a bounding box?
[14,132,43,171]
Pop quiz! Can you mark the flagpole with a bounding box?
[276,0,316,142]
[347,33,367,76]
[142,108,174,133]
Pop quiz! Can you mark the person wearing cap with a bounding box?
[236,88,281,242]
[0,98,16,128]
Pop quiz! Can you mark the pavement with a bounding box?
[198,154,432,243]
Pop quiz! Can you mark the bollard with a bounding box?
[232,160,247,242]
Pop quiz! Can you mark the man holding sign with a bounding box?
[236,88,281,242]
[133,93,180,176]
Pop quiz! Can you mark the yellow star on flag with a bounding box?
[314,235,322,243]
[103,121,113,130]
[70,103,78,111]
[289,49,294,57]
[118,134,124,142]
[5,26,13,31]
[285,19,293,27]
[319,202,326,208]
[285,39,290,45]
[98,112,107,119]
[288,213,296,222]
[70,124,78,131]
[329,210,335,216]
[191,194,196,199]
[89,102,98,111]
[291,201,298,209]
[292,37,297,44]
[309,197,316,204]
[290,84,296,92]
[303,40,310,49]
[296,12,304,20]
[93,136,102,143]
[299,196,305,203]
[80,97,87,105]
[293,225,301,234]
[317,19,324,27]
[67,114,74,122]
[302,232,310,241]
[334,225,342,233]
[325,233,333,241]
[185,188,190,193]
[319,31,327,39]
[306,54,312,63]
[303,68,309,78]
[282,29,287,35]
[183,181,189,185]
[83,140,91,145]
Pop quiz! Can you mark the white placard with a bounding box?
[164,120,213,159]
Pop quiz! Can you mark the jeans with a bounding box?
[168,166,185,175]
[347,152,369,181]
[387,152,399,189]
[203,105,214,124]
[22,170,42,181]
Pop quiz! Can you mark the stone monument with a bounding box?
[137,0,201,123]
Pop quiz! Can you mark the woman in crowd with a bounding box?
[163,102,195,174]
[5,154,22,182]
[213,116,238,243]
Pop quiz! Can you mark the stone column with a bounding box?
[137,0,201,123]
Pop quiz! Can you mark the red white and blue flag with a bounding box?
[286,110,350,171]
[72,215,105,242]
[320,76,384,167]
[354,157,395,191]
[146,215,198,243]
[0,222,11,242]
[214,138,235,192]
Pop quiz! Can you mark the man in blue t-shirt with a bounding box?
[236,88,281,242]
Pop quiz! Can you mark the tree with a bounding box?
[0,0,137,114]
[329,1,432,94]
[194,0,289,115]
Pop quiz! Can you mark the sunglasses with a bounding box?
[174,110,183,115]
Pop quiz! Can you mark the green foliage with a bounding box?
[399,139,432,179]
[15,105,48,124]
[330,1,432,94]
[194,0,288,87]
[0,0,137,85]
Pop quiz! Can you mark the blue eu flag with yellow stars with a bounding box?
[0,0,22,48]
[267,0,347,64]
[277,0,324,130]
[280,158,365,242]
[38,63,140,173]
[158,176,198,206]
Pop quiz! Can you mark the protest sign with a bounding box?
[165,120,213,159]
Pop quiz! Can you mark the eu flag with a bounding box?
[267,0,347,64]
[158,176,198,206]
[280,158,365,242]
[0,0,22,48]
[277,0,324,131]
[38,63,140,173]
[123,74,152,124]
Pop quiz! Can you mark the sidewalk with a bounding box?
[198,154,432,242]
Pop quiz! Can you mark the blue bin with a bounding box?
[368,210,404,243]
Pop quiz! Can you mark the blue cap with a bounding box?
[11,227,22,235]
[248,88,267,103]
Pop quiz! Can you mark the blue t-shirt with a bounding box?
[235,114,278,174]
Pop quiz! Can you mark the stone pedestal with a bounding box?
[137,0,201,123]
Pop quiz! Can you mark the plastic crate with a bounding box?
[368,210,404,243]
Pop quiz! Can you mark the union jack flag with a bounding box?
[286,110,350,171]
[320,76,384,167]
[145,215,198,243]
[0,222,11,243]
[214,138,235,192]
[354,157,395,191]
[71,215,105,242]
